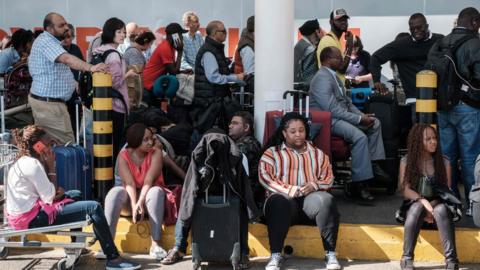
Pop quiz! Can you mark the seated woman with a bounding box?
[6,125,139,270]
[104,123,168,260]
[259,112,341,270]
[399,124,459,270]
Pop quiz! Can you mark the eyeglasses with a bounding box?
[216,29,227,34]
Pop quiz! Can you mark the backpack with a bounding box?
[425,34,476,111]
[3,62,31,109]
[78,49,128,112]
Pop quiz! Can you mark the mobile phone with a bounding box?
[172,33,181,48]
[33,141,47,155]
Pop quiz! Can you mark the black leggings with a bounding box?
[403,201,458,263]
[264,192,340,253]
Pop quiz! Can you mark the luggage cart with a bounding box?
[0,143,95,270]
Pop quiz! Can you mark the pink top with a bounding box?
[7,198,73,230]
[119,149,164,188]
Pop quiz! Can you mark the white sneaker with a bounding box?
[325,251,341,270]
[149,245,167,260]
[95,250,107,260]
[265,253,283,270]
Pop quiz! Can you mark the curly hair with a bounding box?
[11,125,46,161]
[402,124,448,191]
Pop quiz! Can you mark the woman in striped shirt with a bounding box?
[259,112,341,270]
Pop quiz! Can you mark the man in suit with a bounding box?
[309,46,388,204]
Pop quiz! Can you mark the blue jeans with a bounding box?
[174,218,190,253]
[438,102,480,202]
[29,200,120,261]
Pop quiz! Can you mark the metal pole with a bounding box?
[92,72,114,202]
[416,70,437,128]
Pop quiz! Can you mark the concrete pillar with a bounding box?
[254,0,294,140]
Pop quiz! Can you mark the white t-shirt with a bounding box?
[6,156,56,215]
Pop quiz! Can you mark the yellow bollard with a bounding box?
[92,72,114,201]
[416,70,437,129]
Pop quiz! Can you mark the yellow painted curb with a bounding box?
[27,219,480,263]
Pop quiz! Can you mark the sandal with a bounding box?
[161,249,184,265]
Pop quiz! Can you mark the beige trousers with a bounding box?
[28,95,75,144]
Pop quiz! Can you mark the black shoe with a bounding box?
[355,183,375,206]
[400,258,414,270]
[372,163,390,182]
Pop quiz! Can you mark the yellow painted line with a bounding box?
[92,72,112,87]
[93,121,112,134]
[416,99,437,113]
[27,221,480,263]
[94,167,113,181]
[93,98,113,110]
[416,70,437,88]
[93,144,112,158]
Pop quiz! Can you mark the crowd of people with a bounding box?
[1,5,480,270]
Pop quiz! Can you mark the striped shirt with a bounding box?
[259,142,334,198]
[181,31,204,71]
[28,32,75,101]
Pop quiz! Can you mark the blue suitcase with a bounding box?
[54,102,93,200]
[54,144,92,200]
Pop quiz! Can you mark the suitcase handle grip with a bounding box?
[205,184,227,204]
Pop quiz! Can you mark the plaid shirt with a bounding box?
[28,32,75,101]
[181,32,204,70]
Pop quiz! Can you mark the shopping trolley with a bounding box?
[0,143,94,270]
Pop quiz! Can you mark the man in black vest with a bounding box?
[192,20,244,134]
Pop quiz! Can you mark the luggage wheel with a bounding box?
[0,246,8,260]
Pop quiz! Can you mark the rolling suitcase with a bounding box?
[367,91,400,194]
[263,90,331,157]
[191,184,248,270]
[54,102,93,200]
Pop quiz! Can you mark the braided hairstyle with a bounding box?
[402,124,448,191]
[11,125,46,162]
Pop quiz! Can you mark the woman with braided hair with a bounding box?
[6,125,141,270]
[399,124,459,270]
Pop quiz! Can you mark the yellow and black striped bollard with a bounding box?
[416,70,437,128]
[92,72,114,201]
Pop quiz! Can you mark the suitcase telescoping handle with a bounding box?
[205,183,227,204]
[282,90,309,117]
[74,99,86,148]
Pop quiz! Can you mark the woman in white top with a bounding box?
[6,125,140,270]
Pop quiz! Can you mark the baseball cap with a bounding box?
[330,8,350,20]
[165,23,188,35]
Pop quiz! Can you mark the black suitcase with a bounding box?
[191,185,248,270]
[367,91,400,194]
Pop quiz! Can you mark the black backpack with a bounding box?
[78,49,128,112]
[425,35,476,111]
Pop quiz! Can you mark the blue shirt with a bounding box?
[28,32,75,100]
[181,32,204,71]
[201,52,242,85]
[239,46,254,75]
[0,47,20,73]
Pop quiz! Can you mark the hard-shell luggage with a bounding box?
[54,102,92,200]
[367,91,400,194]
[191,185,248,270]
[263,90,331,156]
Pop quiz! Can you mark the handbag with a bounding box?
[163,184,183,225]
[417,176,434,198]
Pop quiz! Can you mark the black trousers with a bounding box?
[403,201,458,263]
[264,192,340,253]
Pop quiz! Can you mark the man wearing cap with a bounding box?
[191,20,244,133]
[294,19,323,85]
[316,8,354,84]
[143,22,185,105]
